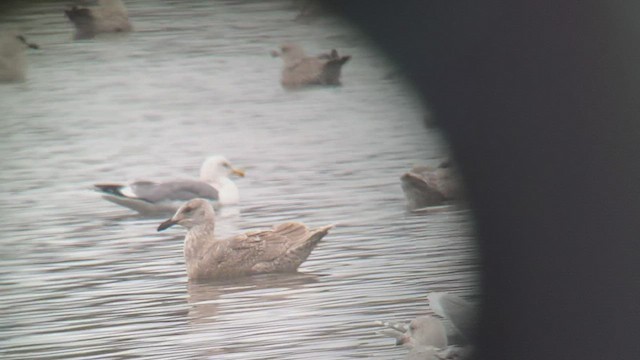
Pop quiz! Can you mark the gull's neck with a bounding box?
[186,221,215,242]
[213,177,239,205]
[184,221,215,260]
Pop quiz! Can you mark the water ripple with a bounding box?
[1,1,478,359]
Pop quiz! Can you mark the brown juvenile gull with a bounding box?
[64,0,133,40]
[94,155,244,215]
[0,31,39,83]
[400,160,463,210]
[157,198,333,281]
[271,43,350,88]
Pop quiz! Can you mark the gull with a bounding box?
[0,31,39,83]
[271,43,350,88]
[94,156,244,214]
[157,198,333,281]
[427,292,476,344]
[401,160,463,210]
[376,292,477,359]
[377,316,448,348]
[64,0,133,40]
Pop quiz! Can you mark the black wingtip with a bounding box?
[94,184,125,197]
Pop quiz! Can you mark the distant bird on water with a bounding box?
[94,156,245,215]
[0,31,39,83]
[64,0,133,40]
[375,292,476,359]
[401,160,463,210]
[271,43,350,88]
[157,198,333,281]
[427,292,476,345]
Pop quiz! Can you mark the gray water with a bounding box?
[0,1,479,359]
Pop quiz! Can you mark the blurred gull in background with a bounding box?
[0,31,39,83]
[401,160,464,210]
[427,292,476,345]
[64,0,133,40]
[271,43,350,88]
[376,292,476,359]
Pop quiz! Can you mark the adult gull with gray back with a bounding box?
[157,198,333,281]
[64,0,133,40]
[427,292,476,345]
[0,31,39,83]
[375,292,476,359]
[378,315,448,348]
[271,43,350,88]
[94,156,244,215]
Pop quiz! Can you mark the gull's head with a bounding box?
[199,155,245,182]
[1,31,38,52]
[276,43,306,62]
[157,198,214,231]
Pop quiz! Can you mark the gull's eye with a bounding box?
[183,206,193,213]
[223,162,231,168]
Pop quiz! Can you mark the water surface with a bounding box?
[0,1,479,358]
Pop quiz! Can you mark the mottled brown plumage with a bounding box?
[272,43,350,88]
[65,0,132,40]
[158,198,332,281]
[401,161,463,210]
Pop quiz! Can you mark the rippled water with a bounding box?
[0,1,479,359]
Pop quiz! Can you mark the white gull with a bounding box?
[94,155,244,215]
